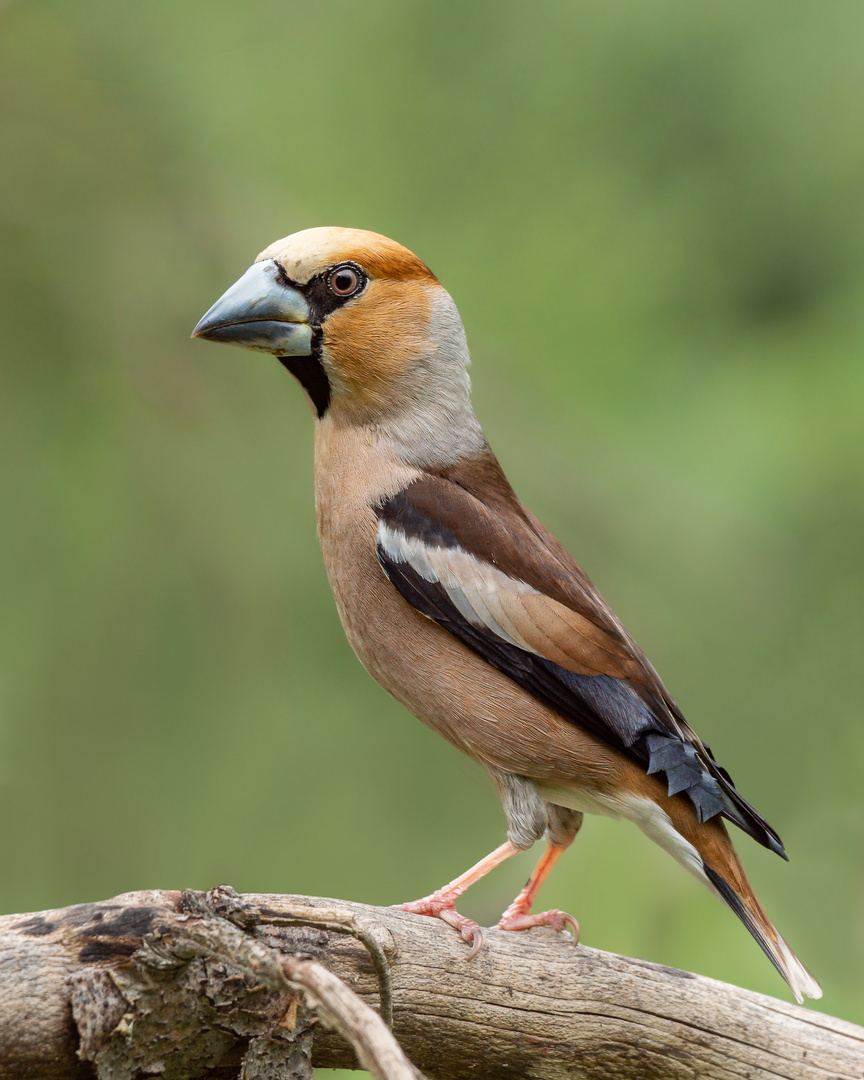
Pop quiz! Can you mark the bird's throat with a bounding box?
[279,356,331,418]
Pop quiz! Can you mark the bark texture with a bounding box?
[0,886,860,1080]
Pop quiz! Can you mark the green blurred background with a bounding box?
[1,1,862,1062]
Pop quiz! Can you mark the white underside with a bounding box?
[534,781,709,884]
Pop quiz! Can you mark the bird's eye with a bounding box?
[328,265,363,297]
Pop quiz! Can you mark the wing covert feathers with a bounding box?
[375,454,786,857]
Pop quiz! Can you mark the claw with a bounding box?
[496,907,579,943]
[393,895,485,958]
[465,923,485,960]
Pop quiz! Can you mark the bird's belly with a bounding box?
[320,515,623,793]
[533,780,625,819]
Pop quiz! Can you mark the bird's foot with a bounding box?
[392,894,485,958]
[495,902,579,943]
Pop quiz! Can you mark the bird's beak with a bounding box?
[191,259,313,356]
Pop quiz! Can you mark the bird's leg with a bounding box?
[393,840,522,958]
[495,841,579,939]
[496,806,582,940]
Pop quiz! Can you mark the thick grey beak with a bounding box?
[191,260,313,356]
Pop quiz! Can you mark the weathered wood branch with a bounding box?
[0,886,860,1080]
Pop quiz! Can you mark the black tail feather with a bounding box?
[703,865,821,1002]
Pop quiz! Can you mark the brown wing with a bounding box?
[375,456,785,856]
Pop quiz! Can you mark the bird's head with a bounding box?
[193,227,482,463]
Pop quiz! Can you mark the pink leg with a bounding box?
[495,842,579,942]
[393,841,521,958]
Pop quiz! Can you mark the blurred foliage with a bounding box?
[1,3,862,1062]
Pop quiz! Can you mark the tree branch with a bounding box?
[0,886,860,1080]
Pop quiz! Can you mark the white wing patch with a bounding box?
[376,522,541,652]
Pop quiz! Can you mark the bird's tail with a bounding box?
[701,854,821,1004]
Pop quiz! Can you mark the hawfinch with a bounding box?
[193,227,820,1003]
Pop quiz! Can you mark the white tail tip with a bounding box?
[777,935,822,1003]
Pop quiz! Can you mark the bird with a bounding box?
[192,226,821,1003]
